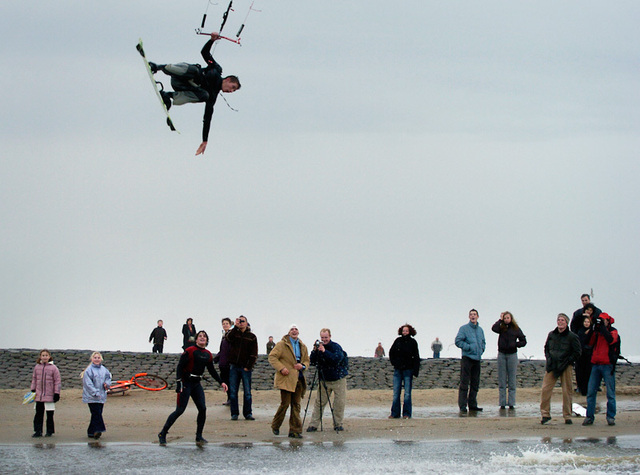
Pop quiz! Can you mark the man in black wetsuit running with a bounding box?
[158,330,228,445]
[149,33,241,156]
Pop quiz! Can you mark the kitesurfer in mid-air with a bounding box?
[149,32,241,155]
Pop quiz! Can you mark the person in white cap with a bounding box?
[268,324,310,438]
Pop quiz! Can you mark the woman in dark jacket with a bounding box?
[182,318,197,350]
[491,311,527,409]
[388,324,420,419]
[575,314,593,396]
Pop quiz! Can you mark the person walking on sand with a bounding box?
[30,349,61,438]
[268,324,310,438]
[389,324,421,419]
[491,311,527,409]
[81,352,112,440]
[158,331,228,445]
[540,313,581,425]
[455,309,486,414]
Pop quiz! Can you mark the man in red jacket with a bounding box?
[583,313,619,426]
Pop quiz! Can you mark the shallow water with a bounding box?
[5,435,640,474]
[328,398,640,419]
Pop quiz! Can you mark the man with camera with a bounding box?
[570,293,601,333]
[306,328,349,432]
[583,312,619,426]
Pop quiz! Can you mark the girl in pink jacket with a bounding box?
[30,349,61,437]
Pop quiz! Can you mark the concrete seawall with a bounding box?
[3,349,638,390]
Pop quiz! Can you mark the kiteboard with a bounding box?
[136,39,178,132]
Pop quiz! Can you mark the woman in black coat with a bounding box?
[388,324,420,419]
[182,318,197,350]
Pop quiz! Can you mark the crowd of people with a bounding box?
[28,292,621,443]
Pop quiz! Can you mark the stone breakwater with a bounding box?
[2,349,638,390]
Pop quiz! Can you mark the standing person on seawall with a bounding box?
[431,337,443,358]
[158,331,228,445]
[491,311,527,409]
[570,293,601,334]
[182,318,197,350]
[266,336,276,355]
[81,352,112,440]
[30,349,61,438]
[148,32,241,155]
[149,319,167,354]
[455,309,486,414]
[226,315,258,420]
[268,324,310,438]
[583,312,619,426]
[388,324,421,419]
[306,328,349,432]
[540,313,581,425]
[214,317,233,406]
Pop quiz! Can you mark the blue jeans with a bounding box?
[586,364,616,420]
[390,369,414,418]
[229,364,253,418]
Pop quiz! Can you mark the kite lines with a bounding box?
[195,0,261,45]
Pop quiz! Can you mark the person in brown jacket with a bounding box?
[268,324,310,438]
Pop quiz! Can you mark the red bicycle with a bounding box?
[107,373,168,395]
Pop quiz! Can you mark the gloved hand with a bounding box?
[175,380,183,393]
[53,394,60,402]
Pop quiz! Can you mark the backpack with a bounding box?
[608,326,620,372]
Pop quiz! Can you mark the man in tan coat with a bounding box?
[268,324,310,438]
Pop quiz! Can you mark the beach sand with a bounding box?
[2,387,639,444]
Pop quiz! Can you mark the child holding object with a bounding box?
[30,349,61,437]
[81,352,112,439]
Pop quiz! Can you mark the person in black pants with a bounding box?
[158,331,228,445]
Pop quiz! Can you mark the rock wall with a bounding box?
[3,349,638,390]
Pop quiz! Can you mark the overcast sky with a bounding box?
[1,1,638,360]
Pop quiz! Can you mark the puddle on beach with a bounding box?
[5,435,640,474]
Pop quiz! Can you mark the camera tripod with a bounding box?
[302,365,338,431]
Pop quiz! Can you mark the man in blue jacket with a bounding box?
[306,328,349,432]
[455,309,486,414]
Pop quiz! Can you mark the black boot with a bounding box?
[160,91,172,110]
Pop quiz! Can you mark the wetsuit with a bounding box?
[160,345,223,437]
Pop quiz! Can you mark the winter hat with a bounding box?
[289,324,298,331]
[600,312,614,324]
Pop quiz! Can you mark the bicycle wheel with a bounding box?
[107,383,131,395]
[133,373,168,391]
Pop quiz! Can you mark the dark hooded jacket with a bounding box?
[544,327,581,377]
[389,335,421,376]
